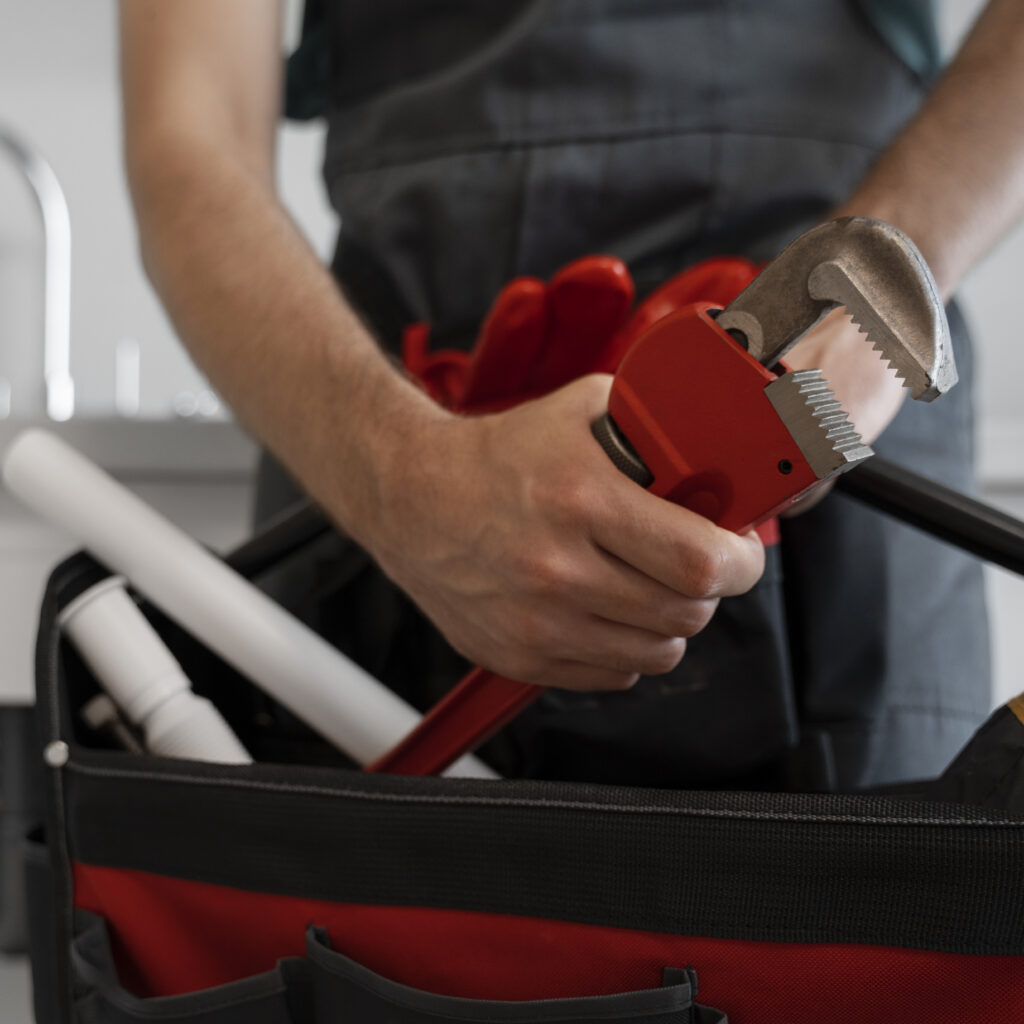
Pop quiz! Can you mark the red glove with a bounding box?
[402,256,635,412]
[402,255,760,413]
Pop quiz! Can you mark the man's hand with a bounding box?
[119,1,762,696]
[365,374,766,691]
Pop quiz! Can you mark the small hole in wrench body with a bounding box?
[778,459,794,475]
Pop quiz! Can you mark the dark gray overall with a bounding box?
[264,0,990,790]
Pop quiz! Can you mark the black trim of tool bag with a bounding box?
[60,746,1024,955]
[34,552,1024,980]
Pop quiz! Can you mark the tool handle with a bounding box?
[367,669,542,775]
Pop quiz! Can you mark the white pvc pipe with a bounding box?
[61,577,251,764]
[3,429,496,778]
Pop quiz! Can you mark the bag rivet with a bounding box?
[44,740,69,767]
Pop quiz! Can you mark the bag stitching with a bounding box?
[64,760,1024,829]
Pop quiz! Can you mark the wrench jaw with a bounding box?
[807,258,957,403]
[717,217,957,403]
[764,369,873,483]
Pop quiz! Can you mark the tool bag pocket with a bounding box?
[70,913,300,1024]
[68,912,722,1024]
[304,924,720,1023]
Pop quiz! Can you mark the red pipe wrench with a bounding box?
[370,217,956,776]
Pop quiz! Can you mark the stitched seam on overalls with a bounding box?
[63,761,1024,829]
[326,125,883,177]
[507,145,534,277]
[885,703,991,721]
[807,704,992,727]
[686,0,726,254]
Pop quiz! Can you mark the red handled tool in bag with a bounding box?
[370,217,957,776]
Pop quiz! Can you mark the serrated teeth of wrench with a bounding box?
[764,369,873,480]
[717,218,957,403]
[807,259,955,402]
[845,302,913,386]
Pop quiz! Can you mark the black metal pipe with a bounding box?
[224,456,1024,582]
[225,500,332,579]
[837,456,1024,576]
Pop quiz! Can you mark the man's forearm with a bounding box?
[127,127,446,544]
[837,0,1024,297]
[119,0,770,692]
[784,0,1024,451]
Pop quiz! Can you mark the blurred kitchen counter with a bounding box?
[0,417,257,479]
[0,418,259,703]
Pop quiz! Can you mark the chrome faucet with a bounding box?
[0,128,74,420]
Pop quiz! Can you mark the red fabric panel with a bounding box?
[73,863,1024,1022]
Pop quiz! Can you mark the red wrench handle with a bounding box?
[367,669,541,775]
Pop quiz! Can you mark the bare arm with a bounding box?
[790,0,1024,445]
[120,0,438,543]
[840,0,1024,296]
[119,0,764,691]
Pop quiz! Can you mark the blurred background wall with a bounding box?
[937,0,1024,483]
[0,0,1019,460]
[0,0,335,420]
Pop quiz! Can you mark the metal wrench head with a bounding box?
[715,217,957,401]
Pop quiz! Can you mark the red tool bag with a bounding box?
[24,259,1024,1023]
[25,551,1024,1023]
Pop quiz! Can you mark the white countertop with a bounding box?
[0,417,258,479]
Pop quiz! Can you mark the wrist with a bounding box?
[321,354,456,555]
[832,194,956,304]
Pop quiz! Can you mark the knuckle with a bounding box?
[681,544,729,598]
[639,637,687,676]
[493,649,546,685]
[655,601,691,638]
[507,605,558,653]
[662,598,718,638]
[603,671,641,692]
[533,468,592,528]
[532,554,571,599]
[516,548,578,603]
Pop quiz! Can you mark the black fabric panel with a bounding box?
[36,556,103,1024]
[25,832,62,1024]
[0,704,44,953]
[62,747,1024,957]
[930,703,1024,811]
